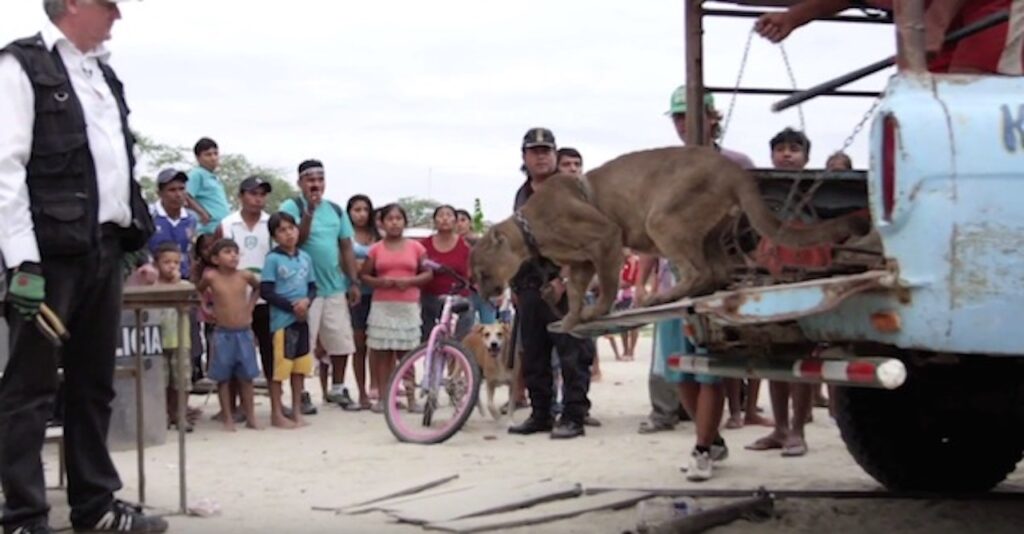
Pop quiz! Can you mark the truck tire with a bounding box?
[834,359,1024,492]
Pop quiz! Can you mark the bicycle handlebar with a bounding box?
[422,259,474,295]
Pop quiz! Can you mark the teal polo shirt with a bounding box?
[186,166,231,234]
[280,198,355,298]
[262,247,315,332]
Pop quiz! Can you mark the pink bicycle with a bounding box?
[384,260,481,444]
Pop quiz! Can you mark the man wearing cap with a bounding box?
[0,1,167,532]
[148,168,197,280]
[217,176,276,414]
[507,127,592,440]
[280,160,361,413]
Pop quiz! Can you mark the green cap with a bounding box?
[667,85,715,115]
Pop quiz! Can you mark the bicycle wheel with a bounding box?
[384,340,481,444]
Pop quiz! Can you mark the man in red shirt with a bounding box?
[756,0,1024,75]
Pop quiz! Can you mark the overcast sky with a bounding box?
[2,0,895,222]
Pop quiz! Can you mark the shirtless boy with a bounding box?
[197,239,263,431]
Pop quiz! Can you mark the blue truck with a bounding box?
[560,2,1024,492]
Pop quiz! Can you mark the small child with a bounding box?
[196,238,263,431]
[360,204,432,413]
[151,243,200,431]
[261,213,317,429]
[191,233,218,391]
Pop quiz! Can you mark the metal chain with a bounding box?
[777,41,806,133]
[837,96,884,156]
[719,28,755,145]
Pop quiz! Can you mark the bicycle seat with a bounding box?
[451,297,471,315]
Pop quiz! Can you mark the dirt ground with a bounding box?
[33,336,1024,533]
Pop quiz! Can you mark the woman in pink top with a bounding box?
[360,204,432,413]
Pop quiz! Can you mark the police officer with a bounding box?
[507,127,592,440]
[0,1,166,532]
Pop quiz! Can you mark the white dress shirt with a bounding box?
[0,22,133,267]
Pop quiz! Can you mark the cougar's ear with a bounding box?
[492,230,507,246]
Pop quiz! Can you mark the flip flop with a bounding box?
[341,403,363,412]
[638,420,675,434]
[723,416,744,430]
[744,435,785,451]
[781,438,808,457]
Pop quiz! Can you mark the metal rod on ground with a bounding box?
[666,355,907,389]
[589,487,1024,501]
[642,494,774,534]
[176,304,188,514]
[772,9,1011,112]
[134,308,145,504]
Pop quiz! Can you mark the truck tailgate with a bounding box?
[550,270,895,337]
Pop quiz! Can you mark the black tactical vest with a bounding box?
[1,33,153,260]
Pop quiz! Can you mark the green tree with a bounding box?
[133,132,297,213]
[472,198,485,233]
[398,196,442,228]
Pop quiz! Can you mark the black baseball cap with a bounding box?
[239,176,272,194]
[156,168,188,189]
[522,127,556,150]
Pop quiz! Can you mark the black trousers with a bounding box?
[252,304,273,383]
[515,287,592,423]
[0,232,124,528]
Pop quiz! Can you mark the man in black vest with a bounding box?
[0,1,164,532]
[507,127,592,440]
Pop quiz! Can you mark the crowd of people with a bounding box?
[137,140,514,432]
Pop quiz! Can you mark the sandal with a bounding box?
[638,419,675,434]
[369,402,384,414]
[781,436,808,457]
[745,434,785,451]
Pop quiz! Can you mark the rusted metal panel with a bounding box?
[692,270,893,326]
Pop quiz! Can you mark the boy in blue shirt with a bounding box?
[261,212,317,428]
[186,137,230,235]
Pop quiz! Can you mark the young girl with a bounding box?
[346,194,380,410]
[360,204,432,413]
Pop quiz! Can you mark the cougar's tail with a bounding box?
[734,173,864,248]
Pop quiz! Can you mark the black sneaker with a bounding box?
[300,392,318,416]
[73,500,168,532]
[551,419,586,439]
[583,415,602,427]
[7,522,52,534]
[507,416,554,435]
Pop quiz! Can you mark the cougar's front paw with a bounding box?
[560,312,581,332]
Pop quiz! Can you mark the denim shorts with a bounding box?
[209,327,261,383]
[655,319,719,385]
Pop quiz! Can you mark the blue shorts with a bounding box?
[209,327,260,383]
[655,319,719,385]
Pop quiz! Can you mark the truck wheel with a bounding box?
[834,359,1024,492]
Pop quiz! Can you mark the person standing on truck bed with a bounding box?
[0,0,168,531]
[756,0,1024,75]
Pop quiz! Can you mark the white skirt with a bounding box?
[367,301,422,352]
